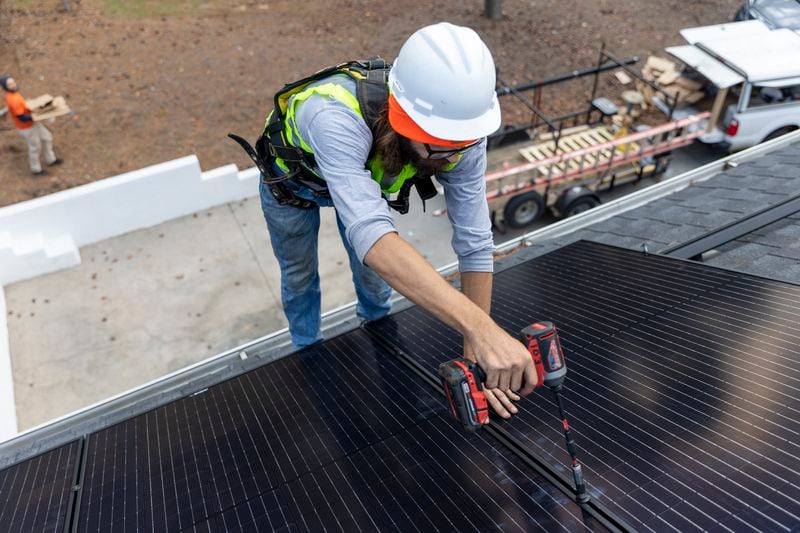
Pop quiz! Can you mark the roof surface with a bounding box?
[519,139,800,285]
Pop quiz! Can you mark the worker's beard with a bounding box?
[374,107,450,178]
[400,137,451,177]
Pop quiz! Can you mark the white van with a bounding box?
[666,20,800,151]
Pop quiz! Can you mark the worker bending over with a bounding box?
[1,75,61,175]
[240,23,537,418]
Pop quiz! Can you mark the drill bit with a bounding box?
[553,388,590,504]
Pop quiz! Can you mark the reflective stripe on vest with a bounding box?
[278,80,459,194]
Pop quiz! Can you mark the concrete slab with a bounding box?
[5,192,461,430]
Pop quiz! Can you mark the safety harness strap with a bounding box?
[229,57,444,212]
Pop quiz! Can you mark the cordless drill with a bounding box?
[438,321,590,504]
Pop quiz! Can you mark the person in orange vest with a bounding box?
[1,75,62,175]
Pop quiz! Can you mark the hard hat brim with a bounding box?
[388,95,478,146]
[390,92,502,142]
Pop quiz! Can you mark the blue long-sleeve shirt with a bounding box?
[292,75,494,272]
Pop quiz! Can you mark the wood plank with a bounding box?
[537,124,590,142]
[528,147,547,161]
[557,139,584,170]
[519,147,539,163]
[537,145,556,157]
[568,150,597,169]
[594,127,614,140]
[571,135,593,149]
[579,130,603,144]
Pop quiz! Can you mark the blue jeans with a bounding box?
[259,178,392,347]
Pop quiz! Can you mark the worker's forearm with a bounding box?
[461,271,492,315]
[366,233,537,395]
[364,233,492,336]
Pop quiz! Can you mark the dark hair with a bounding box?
[372,106,450,178]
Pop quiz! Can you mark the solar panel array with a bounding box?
[6,240,800,532]
[366,241,800,532]
[75,329,597,532]
[0,440,80,532]
[187,418,598,532]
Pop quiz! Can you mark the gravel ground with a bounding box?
[0,0,739,207]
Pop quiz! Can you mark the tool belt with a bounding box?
[228,132,318,209]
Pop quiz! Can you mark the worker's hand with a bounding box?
[484,389,521,419]
[464,339,522,420]
[465,320,538,395]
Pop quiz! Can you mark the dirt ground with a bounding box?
[0,0,739,207]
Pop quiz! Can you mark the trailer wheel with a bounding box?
[562,195,600,218]
[503,191,545,229]
[553,186,600,218]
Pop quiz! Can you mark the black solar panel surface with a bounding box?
[366,241,800,532]
[77,329,598,532]
[188,417,598,532]
[368,241,738,367]
[0,440,79,532]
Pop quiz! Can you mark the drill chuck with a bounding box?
[572,463,590,504]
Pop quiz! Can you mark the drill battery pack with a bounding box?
[438,358,489,431]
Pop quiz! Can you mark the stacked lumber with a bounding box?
[639,56,705,106]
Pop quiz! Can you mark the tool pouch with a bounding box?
[228,133,315,209]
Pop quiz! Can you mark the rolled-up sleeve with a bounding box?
[436,139,495,273]
[301,105,397,263]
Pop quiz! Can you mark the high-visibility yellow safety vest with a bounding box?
[230,58,457,212]
[274,79,458,194]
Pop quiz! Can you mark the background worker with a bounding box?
[1,75,61,175]
[253,23,537,419]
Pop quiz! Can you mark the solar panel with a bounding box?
[77,329,597,531]
[367,241,800,532]
[0,440,80,532]
[188,417,601,532]
[367,240,738,368]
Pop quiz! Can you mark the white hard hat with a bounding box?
[388,22,502,142]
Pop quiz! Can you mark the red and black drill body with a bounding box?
[438,321,590,504]
[439,358,490,430]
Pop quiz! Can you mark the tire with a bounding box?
[763,126,798,143]
[562,195,600,218]
[503,191,545,229]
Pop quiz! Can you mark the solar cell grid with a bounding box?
[188,417,604,533]
[16,240,800,532]
[490,242,736,348]
[77,330,445,531]
[0,440,80,533]
[366,240,736,371]
[77,328,599,532]
[367,242,800,532]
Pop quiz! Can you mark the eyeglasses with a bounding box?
[422,139,482,160]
